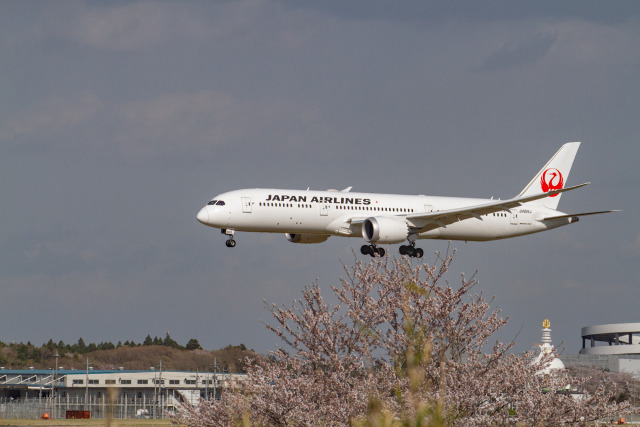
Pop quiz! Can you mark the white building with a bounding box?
[0,367,245,419]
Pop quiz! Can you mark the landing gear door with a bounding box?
[242,197,252,213]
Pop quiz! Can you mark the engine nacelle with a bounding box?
[362,217,409,244]
[285,233,331,244]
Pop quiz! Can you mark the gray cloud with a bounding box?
[478,32,556,72]
[1,92,104,144]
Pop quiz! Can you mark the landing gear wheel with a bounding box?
[361,244,385,257]
[368,245,378,257]
[225,239,236,248]
[399,244,423,258]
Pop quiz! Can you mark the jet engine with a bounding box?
[285,233,331,244]
[362,217,409,244]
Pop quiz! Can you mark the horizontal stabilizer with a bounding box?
[543,210,620,221]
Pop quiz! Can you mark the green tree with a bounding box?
[186,339,202,351]
[16,344,29,361]
[143,335,153,346]
[75,337,86,354]
[163,333,182,349]
[98,342,115,351]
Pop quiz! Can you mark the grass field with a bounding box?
[0,419,174,426]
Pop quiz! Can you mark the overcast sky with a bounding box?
[2,1,639,361]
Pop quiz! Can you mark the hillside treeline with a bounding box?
[0,334,258,373]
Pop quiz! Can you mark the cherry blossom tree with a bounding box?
[173,250,631,426]
[567,364,640,404]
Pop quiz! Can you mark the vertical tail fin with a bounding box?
[517,142,581,210]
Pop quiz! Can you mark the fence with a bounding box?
[0,392,179,420]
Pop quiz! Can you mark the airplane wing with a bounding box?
[404,183,590,232]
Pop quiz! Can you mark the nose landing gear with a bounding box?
[222,229,236,248]
[360,244,386,257]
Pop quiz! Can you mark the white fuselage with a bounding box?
[197,188,571,243]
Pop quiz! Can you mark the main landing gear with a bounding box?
[399,244,424,258]
[361,244,386,257]
[222,229,236,248]
[360,243,423,258]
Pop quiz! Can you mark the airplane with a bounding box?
[196,142,617,258]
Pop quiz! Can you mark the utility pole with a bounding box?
[84,357,89,411]
[213,358,219,400]
[158,360,163,419]
[53,351,59,418]
[153,371,157,419]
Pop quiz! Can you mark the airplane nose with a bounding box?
[197,207,209,224]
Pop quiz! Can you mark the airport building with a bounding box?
[580,323,640,356]
[0,367,245,419]
[556,322,640,376]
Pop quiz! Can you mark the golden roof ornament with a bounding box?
[543,318,551,329]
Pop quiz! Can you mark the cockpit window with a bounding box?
[207,200,217,205]
[216,200,225,206]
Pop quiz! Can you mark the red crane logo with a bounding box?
[540,168,564,197]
